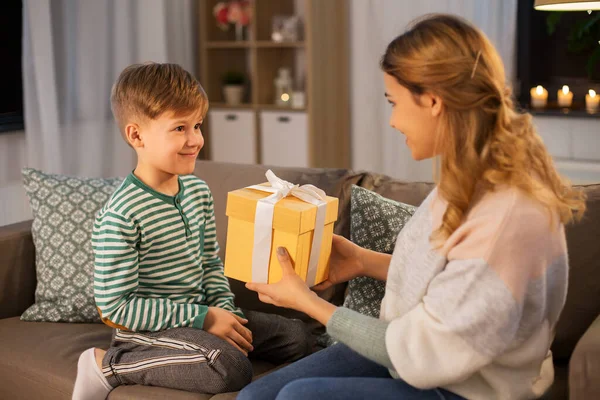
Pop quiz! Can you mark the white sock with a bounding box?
[72,348,113,400]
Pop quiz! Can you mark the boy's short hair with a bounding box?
[111,62,209,145]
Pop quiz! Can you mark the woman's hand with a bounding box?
[313,234,365,291]
[246,247,337,325]
[246,247,316,312]
[203,307,253,356]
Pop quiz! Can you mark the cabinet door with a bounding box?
[533,116,572,159]
[570,118,600,162]
[209,110,256,164]
[260,111,308,168]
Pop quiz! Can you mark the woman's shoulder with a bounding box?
[470,185,556,233]
[446,184,566,270]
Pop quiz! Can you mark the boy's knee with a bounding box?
[283,319,313,362]
[209,347,253,393]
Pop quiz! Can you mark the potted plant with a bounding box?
[222,71,246,105]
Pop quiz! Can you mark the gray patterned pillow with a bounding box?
[318,185,416,347]
[20,168,123,322]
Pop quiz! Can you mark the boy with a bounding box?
[72,63,311,400]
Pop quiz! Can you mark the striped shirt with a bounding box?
[92,172,241,332]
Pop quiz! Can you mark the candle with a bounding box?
[557,85,573,108]
[586,89,599,113]
[530,85,548,109]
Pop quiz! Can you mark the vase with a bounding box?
[223,85,244,105]
[235,23,245,41]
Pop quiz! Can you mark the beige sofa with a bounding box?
[1,160,599,399]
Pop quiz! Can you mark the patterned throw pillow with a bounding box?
[20,168,123,322]
[318,185,416,347]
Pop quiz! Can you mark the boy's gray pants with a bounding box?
[101,310,312,394]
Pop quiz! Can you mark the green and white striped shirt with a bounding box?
[92,172,241,332]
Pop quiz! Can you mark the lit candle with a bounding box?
[557,85,573,108]
[530,85,548,109]
[586,89,599,113]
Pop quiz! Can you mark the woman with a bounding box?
[238,14,586,400]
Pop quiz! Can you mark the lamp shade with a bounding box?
[534,0,600,11]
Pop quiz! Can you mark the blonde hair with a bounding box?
[111,62,209,145]
[380,14,586,245]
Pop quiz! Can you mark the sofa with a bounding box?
[1,160,599,400]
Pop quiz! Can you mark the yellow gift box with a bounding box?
[224,172,338,285]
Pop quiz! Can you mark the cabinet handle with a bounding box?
[277,116,291,123]
[225,114,238,121]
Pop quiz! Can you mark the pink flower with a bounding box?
[227,2,243,24]
[213,2,230,29]
[239,13,250,26]
[213,0,252,30]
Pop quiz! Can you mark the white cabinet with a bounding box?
[260,111,308,168]
[208,110,256,164]
[534,117,572,159]
[571,118,600,162]
[533,116,600,183]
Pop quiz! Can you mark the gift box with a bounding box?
[224,171,338,285]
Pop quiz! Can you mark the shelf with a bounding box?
[523,103,600,119]
[255,41,305,48]
[209,103,255,110]
[207,103,307,112]
[257,104,306,112]
[205,41,306,49]
[198,0,351,168]
[206,41,252,49]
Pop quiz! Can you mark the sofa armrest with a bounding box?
[0,220,36,319]
[569,312,600,400]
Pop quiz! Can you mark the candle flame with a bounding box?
[536,85,544,95]
[562,85,569,95]
[590,90,597,98]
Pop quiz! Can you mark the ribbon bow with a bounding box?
[246,170,328,284]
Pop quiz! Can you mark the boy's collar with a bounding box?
[127,172,185,205]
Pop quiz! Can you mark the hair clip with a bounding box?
[471,50,482,79]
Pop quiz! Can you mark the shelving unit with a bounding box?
[197,0,350,168]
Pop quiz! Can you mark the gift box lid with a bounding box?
[226,185,339,235]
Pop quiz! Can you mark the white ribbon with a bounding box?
[247,170,328,285]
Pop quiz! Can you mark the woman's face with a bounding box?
[383,72,442,161]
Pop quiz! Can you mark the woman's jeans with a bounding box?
[237,343,467,400]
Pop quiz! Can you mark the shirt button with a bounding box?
[176,198,180,204]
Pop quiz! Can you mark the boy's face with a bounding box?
[134,110,204,176]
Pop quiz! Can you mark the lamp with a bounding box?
[534,0,600,11]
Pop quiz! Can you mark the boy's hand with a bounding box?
[203,307,253,356]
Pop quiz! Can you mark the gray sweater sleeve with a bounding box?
[326,307,395,370]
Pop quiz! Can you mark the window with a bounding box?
[0,0,24,133]
[516,0,599,114]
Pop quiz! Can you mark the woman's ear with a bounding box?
[429,93,443,117]
[420,92,443,117]
[125,123,143,148]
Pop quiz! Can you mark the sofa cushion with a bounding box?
[357,172,435,207]
[0,317,113,400]
[20,168,123,323]
[0,317,277,400]
[344,186,416,316]
[552,184,600,361]
[319,186,416,347]
[0,220,36,319]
